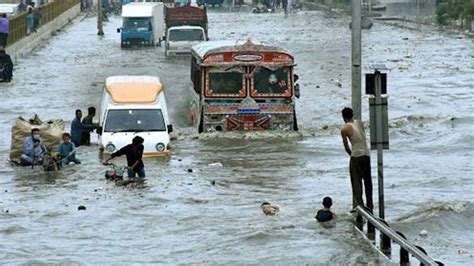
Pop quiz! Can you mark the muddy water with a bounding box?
[0,9,473,264]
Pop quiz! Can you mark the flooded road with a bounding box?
[0,8,473,264]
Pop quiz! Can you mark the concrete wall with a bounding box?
[6,4,81,63]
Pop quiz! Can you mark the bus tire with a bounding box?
[293,111,298,131]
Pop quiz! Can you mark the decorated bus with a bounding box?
[190,40,300,133]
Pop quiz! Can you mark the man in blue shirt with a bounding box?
[58,133,81,165]
[71,109,97,147]
[21,128,46,166]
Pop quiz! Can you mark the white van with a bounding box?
[99,76,173,157]
[165,25,207,56]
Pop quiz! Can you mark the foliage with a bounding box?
[436,0,474,28]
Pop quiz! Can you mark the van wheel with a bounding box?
[293,111,298,131]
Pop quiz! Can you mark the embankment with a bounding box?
[6,4,81,63]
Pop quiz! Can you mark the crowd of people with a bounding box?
[19,108,98,168]
[24,2,42,36]
[19,106,147,179]
[18,106,372,226]
[0,2,41,83]
[81,0,122,16]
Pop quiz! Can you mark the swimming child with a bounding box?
[315,197,336,222]
[261,202,279,216]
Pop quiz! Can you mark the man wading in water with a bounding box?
[103,136,146,178]
[340,107,374,212]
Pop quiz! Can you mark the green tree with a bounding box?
[436,0,474,29]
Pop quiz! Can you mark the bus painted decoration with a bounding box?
[190,40,299,133]
[227,115,271,131]
[237,98,261,114]
[233,53,264,62]
[202,51,293,64]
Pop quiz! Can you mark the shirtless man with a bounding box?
[340,107,374,212]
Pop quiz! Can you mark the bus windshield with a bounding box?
[253,67,290,95]
[208,71,244,96]
[105,109,166,132]
[169,29,204,42]
[123,17,152,32]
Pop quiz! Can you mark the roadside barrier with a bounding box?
[6,0,80,47]
[354,206,443,265]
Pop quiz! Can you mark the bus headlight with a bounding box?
[105,144,116,153]
[156,143,165,152]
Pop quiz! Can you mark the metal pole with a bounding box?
[374,71,384,219]
[98,0,104,36]
[351,0,362,120]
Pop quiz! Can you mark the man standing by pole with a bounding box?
[340,107,374,213]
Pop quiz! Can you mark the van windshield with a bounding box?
[123,17,152,32]
[105,109,166,132]
[169,29,204,42]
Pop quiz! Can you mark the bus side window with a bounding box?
[191,57,201,93]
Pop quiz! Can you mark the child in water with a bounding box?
[315,197,336,223]
[58,133,81,165]
[261,202,279,216]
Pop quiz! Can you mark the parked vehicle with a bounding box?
[175,0,191,7]
[164,6,208,56]
[117,2,165,47]
[197,0,224,7]
[189,40,300,133]
[99,76,173,157]
[165,25,206,56]
[162,0,176,8]
[0,4,21,17]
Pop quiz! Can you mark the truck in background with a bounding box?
[164,6,208,56]
[117,2,165,48]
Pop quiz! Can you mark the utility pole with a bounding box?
[374,71,384,219]
[351,0,362,120]
[98,0,104,36]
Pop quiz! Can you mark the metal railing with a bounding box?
[355,206,443,266]
[6,0,80,47]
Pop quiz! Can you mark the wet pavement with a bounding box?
[0,8,473,264]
